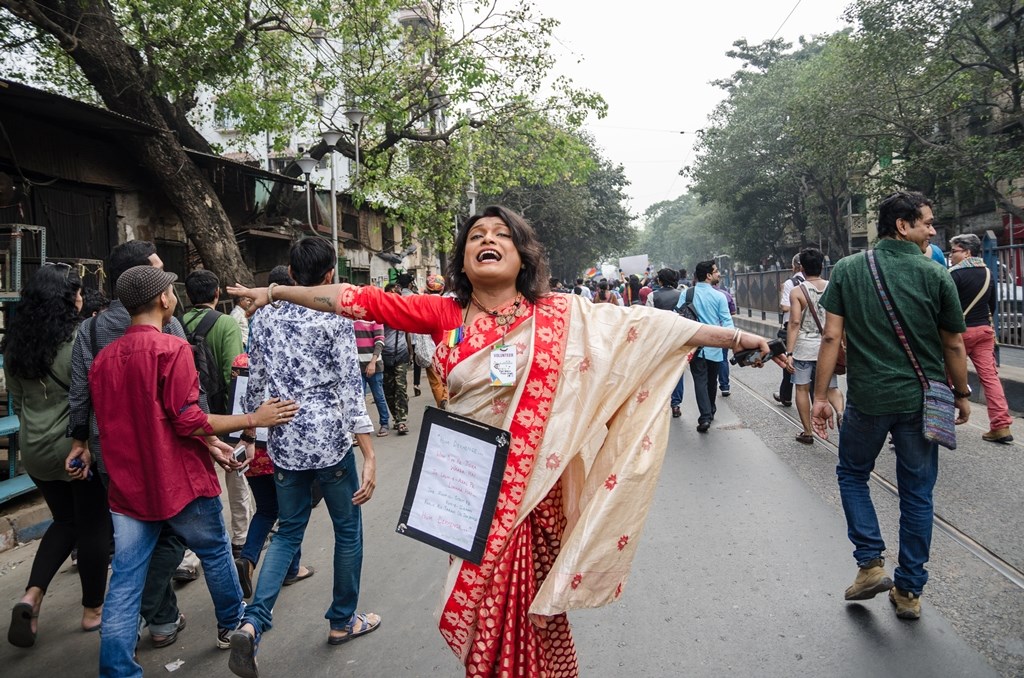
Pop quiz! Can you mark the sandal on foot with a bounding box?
[377,425,389,437]
[283,565,315,586]
[328,612,381,645]
[795,432,815,445]
[8,602,38,648]
[150,613,186,648]
[228,628,260,678]
[396,422,409,436]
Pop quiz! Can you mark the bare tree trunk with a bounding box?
[3,0,254,286]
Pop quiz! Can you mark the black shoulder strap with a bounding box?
[190,309,222,340]
[46,367,70,391]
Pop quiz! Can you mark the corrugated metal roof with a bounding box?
[184,148,304,186]
[0,78,160,136]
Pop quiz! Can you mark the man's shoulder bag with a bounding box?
[798,283,846,375]
[866,251,957,450]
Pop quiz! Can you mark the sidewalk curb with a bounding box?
[0,495,52,553]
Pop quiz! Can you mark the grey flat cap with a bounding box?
[116,265,178,311]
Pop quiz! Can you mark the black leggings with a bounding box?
[27,474,112,608]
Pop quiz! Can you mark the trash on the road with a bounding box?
[164,659,185,672]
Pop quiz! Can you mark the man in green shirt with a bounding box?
[811,191,971,621]
[183,270,251,562]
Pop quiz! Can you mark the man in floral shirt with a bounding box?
[229,238,379,678]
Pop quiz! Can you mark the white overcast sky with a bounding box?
[544,0,854,219]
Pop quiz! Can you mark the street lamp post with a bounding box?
[343,108,367,184]
[294,153,318,230]
[322,129,344,283]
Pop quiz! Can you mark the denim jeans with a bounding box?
[100,496,244,677]
[690,356,721,424]
[244,451,363,633]
[241,474,300,579]
[837,404,939,595]
[362,369,390,427]
[670,373,686,408]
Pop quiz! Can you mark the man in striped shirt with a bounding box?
[354,316,390,436]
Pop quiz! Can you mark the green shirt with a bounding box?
[5,338,74,482]
[821,239,966,415]
[182,307,244,387]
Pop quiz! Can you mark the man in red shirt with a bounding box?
[90,265,298,678]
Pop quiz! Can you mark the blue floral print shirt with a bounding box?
[244,301,373,470]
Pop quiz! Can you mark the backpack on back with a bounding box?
[187,310,228,414]
[677,286,700,323]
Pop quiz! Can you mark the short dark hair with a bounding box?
[576,278,584,285]
[397,273,414,288]
[108,240,157,288]
[877,191,933,239]
[267,265,294,286]
[289,238,335,286]
[678,268,688,279]
[185,269,220,305]
[656,267,679,287]
[798,248,825,277]
[694,260,716,282]
[447,205,551,307]
[80,287,109,318]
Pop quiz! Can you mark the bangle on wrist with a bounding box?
[267,282,278,304]
[239,432,256,444]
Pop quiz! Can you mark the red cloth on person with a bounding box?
[90,325,218,521]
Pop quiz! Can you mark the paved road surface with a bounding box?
[0,371,1019,676]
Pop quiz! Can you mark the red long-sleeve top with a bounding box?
[90,325,218,521]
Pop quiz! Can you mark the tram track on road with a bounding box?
[734,376,1024,593]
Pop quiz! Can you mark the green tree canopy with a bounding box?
[0,0,606,281]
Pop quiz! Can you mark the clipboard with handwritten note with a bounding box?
[396,407,511,564]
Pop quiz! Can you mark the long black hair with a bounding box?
[446,205,551,307]
[1,264,82,379]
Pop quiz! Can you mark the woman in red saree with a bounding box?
[230,206,776,677]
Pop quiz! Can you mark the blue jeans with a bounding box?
[363,370,389,427]
[100,496,243,678]
[244,452,363,633]
[837,404,939,595]
[718,351,730,391]
[670,373,686,408]
[241,474,299,579]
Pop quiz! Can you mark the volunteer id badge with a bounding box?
[489,345,516,386]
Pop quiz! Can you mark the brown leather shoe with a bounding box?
[844,558,893,600]
[889,587,921,620]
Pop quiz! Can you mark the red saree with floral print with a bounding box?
[335,286,701,678]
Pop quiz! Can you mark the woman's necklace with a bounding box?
[442,293,525,349]
[471,292,524,328]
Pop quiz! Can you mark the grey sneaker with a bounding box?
[844,558,893,600]
[889,587,922,620]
